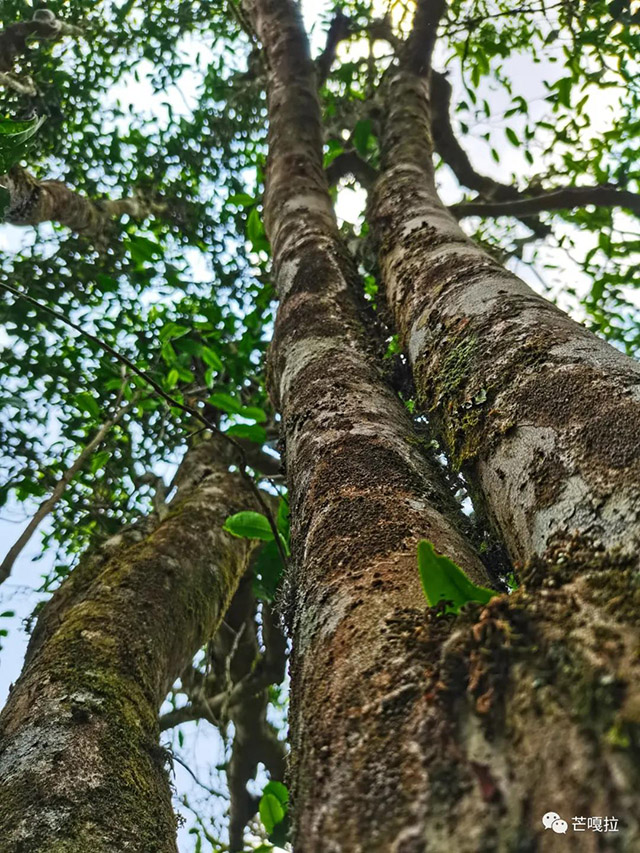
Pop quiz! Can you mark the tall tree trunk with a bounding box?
[370,2,640,572]
[357,4,640,850]
[243,1,492,849]
[0,436,257,853]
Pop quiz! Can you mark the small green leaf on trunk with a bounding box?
[223,511,273,541]
[259,793,285,833]
[417,540,496,613]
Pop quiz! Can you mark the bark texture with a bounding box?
[0,436,257,852]
[357,4,640,849]
[244,1,492,849]
[371,20,640,572]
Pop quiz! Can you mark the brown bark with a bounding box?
[242,1,493,849]
[0,435,257,852]
[370,4,640,573]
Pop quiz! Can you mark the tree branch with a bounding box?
[0,281,288,566]
[0,166,170,238]
[316,12,401,86]
[316,10,352,86]
[0,10,82,74]
[325,150,378,189]
[403,0,448,75]
[0,387,137,585]
[430,70,551,238]
[451,184,640,219]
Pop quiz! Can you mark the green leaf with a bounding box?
[252,539,284,601]
[417,540,496,614]
[276,497,289,540]
[505,127,519,147]
[223,511,274,541]
[228,192,255,207]
[239,405,267,423]
[247,206,265,247]
[555,77,572,108]
[201,347,223,371]
[225,423,267,443]
[0,115,46,174]
[125,235,162,264]
[89,450,111,474]
[75,392,101,419]
[259,793,285,834]
[207,392,241,415]
[262,781,289,805]
[353,118,372,157]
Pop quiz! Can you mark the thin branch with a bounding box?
[0,71,36,96]
[0,387,137,584]
[0,166,171,240]
[0,281,288,567]
[451,185,640,219]
[430,70,551,238]
[316,11,352,86]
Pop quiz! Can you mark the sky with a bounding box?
[0,1,638,850]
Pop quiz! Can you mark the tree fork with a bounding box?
[0,435,258,852]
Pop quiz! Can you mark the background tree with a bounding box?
[0,0,639,850]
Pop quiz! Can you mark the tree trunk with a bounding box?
[243,1,494,849]
[0,436,257,853]
[370,25,640,573]
[355,5,640,850]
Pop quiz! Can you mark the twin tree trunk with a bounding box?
[248,0,640,850]
[0,437,257,852]
[2,0,640,851]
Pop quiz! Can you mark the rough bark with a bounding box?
[359,4,640,849]
[243,1,492,849]
[371,8,640,572]
[0,436,257,853]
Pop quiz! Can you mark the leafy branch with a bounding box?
[0,281,288,568]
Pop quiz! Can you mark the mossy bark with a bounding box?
[0,437,257,852]
[360,5,640,849]
[370,58,640,573]
[243,1,493,849]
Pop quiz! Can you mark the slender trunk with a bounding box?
[243,1,491,849]
[370,16,640,573]
[0,436,257,852]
